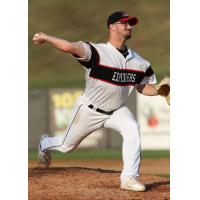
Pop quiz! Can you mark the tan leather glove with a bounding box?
[156,77,170,105]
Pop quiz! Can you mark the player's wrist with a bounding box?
[42,33,49,41]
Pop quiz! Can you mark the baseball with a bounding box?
[34,33,40,37]
[33,33,43,44]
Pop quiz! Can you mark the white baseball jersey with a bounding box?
[74,41,157,111]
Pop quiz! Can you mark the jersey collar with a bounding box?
[107,42,135,60]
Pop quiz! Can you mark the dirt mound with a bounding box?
[29,167,169,200]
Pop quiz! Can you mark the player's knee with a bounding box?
[123,121,139,133]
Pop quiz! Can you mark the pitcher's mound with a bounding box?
[29,167,169,200]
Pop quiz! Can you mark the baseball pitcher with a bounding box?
[33,11,170,192]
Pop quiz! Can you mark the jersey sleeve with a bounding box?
[72,41,92,62]
[140,64,157,85]
[73,42,99,69]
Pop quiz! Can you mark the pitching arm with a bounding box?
[32,32,87,59]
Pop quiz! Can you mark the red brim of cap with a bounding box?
[118,16,139,25]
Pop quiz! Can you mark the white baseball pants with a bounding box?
[40,96,141,181]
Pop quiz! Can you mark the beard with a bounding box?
[125,34,132,39]
[124,30,132,39]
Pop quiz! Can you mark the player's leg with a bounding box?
[38,103,84,167]
[104,106,145,191]
[39,102,108,164]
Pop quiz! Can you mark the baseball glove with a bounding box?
[156,77,170,105]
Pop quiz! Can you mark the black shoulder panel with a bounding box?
[144,65,154,77]
[78,42,100,69]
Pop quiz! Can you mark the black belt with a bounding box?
[88,104,114,115]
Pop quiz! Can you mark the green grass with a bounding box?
[29,0,169,88]
[141,150,170,158]
[154,174,170,178]
[29,149,169,161]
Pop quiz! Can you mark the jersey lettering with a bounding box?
[112,72,136,83]
[89,64,145,86]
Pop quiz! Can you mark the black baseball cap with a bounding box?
[107,11,139,28]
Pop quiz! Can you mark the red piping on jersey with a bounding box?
[97,63,144,73]
[89,76,135,87]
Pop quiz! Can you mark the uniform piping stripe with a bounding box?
[43,104,83,152]
[97,63,145,73]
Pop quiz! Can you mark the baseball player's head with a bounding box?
[107,11,138,40]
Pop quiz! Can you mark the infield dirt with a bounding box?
[29,159,169,200]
